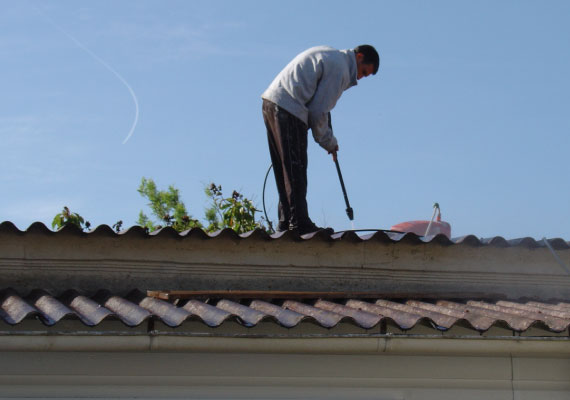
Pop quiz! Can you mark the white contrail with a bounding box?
[31,5,139,144]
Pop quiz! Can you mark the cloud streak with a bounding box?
[30,5,139,144]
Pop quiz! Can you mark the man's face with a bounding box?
[357,63,375,80]
[355,52,375,80]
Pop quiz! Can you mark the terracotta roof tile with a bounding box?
[1,289,569,334]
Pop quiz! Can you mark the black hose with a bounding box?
[263,163,383,235]
[333,229,404,234]
[262,163,275,233]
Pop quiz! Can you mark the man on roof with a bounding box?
[262,44,380,234]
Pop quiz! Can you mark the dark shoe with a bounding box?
[297,221,334,235]
[277,221,289,232]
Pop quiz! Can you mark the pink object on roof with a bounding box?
[391,220,451,238]
[391,204,451,238]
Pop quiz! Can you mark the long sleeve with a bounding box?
[307,64,348,152]
[309,112,337,152]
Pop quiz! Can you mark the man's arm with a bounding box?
[307,63,349,153]
[309,111,338,153]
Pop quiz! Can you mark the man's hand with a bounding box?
[328,145,339,162]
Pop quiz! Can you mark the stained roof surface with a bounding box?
[2,221,569,335]
[1,288,569,334]
[1,221,570,249]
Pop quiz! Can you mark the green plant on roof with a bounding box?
[137,177,202,232]
[204,183,268,234]
[51,178,269,234]
[52,206,91,231]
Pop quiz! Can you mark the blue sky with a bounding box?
[2,0,569,239]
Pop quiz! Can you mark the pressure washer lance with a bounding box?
[334,156,354,221]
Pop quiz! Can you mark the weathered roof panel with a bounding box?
[0,289,38,325]
[314,299,382,329]
[283,300,344,328]
[94,291,151,327]
[249,300,304,328]
[132,293,191,327]
[28,289,75,326]
[182,300,232,327]
[1,221,569,248]
[1,289,569,334]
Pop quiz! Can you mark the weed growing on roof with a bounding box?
[137,178,269,234]
[112,220,123,233]
[204,183,268,234]
[137,177,202,232]
[52,206,91,231]
[51,178,269,234]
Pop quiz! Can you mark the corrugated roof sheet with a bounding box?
[1,221,569,248]
[1,288,569,333]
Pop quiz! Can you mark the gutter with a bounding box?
[0,333,568,356]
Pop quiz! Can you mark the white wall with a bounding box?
[0,351,568,399]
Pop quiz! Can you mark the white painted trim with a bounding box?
[0,335,568,356]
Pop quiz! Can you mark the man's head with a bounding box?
[354,44,379,80]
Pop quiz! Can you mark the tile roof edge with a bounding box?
[2,221,569,248]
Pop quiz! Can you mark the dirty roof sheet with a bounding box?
[1,221,569,249]
[1,289,569,333]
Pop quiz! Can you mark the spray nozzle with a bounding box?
[433,202,441,221]
[334,158,354,223]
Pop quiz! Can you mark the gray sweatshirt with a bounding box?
[261,46,358,152]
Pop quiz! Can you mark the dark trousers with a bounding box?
[262,99,310,230]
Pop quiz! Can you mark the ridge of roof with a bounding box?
[1,221,569,249]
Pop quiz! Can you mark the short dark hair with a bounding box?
[354,44,380,74]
